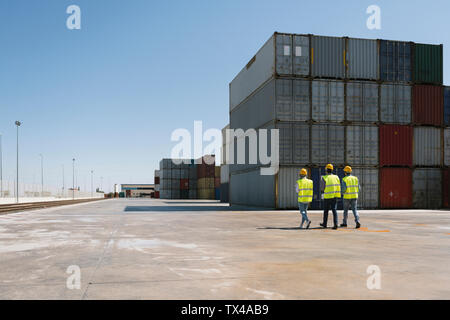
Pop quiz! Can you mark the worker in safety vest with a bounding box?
[295,168,313,229]
[319,164,340,230]
[341,166,361,229]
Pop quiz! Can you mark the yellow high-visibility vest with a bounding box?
[323,174,341,199]
[343,175,359,199]
[297,178,313,203]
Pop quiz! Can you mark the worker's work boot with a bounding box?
[332,225,338,230]
[340,223,347,227]
[356,222,361,229]
[306,221,311,229]
[319,223,326,229]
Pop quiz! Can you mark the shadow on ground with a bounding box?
[124,206,232,212]
[258,226,324,231]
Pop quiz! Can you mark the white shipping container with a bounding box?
[311,80,344,122]
[220,164,230,184]
[311,124,345,165]
[413,127,441,166]
[346,126,378,165]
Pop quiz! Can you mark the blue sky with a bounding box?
[0,0,448,192]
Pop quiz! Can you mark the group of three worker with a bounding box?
[295,164,361,230]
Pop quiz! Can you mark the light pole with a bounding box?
[72,158,75,200]
[91,170,93,198]
[39,154,43,197]
[15,121,21,203]
[0,133,3,198]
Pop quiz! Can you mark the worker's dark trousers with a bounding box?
[323,198,338,227]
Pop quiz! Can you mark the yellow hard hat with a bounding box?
[344,165,352,173]
[300,168,307,176]
[326,164,333,170]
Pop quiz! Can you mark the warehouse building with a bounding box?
[227,32,447,209]
[121,184,155,198]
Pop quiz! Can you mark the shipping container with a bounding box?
[188,166,197,180]
[413,127,442,166]
[220,164,229,184]
[444,87,450,126]
[198,177,214,189]
[230,78,310,131]
[230,169,275,207]
[214,177,220,188]
[215,166,221,177]
[188,189,197,200]
[350,168,379,209]
[412,168,442,209]
[412,85,443,126]
[180,179,189,190]
[188,179,197,190]
[198,189,215,200]
[346,125,378,165]
[161,169,171,179]
[278,122,310,165]
[154,177,160,185]
[229,33,309,111]
[346,38,378,80]
[379,40,412,82]
[413,43,443,85]
[215,188,220,200]
[220,183,229,203]
[180,190,189,200]
[197,164,215,179]
[311,124,345,165]
[311,79,344,122]
[379,124,413,167]
[380,168,412,208]
[172,169,181,179]
[180,169,189,179]
[445,129,450,166]
[277,166,309,209]
[311,35,345,79]
[346,81,378,122]
[442,168,450,207]
[380,84,411,124]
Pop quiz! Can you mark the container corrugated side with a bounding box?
[379,124,413,167]
[346,81,378,122]
[311,35,345,79]
[277,166,306,209]
[346,125,378,165]
[444,87,450,126]
[413,127,442,166]
[413,43,443,85]
[229,169,275,208]
[412,85,443,126]
[346,38,378,80]
[380,168,412,208]
[311,79,344,122]
[229,34,275,111]
[380,84,412,124]
[278,122,310,165]
[442,168,450,207]
[311,124,345,165]
[351,168,379,209]
[412,168,442,209]
[220,183,229,203]
[379,40,412,83]
[220,164,230,183]
[444,129,450,166]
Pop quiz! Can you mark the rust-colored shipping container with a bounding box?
[197,164,215,178]
[154,177,160,185]
[154,191,160,199]
[180,179,189,190]
[443,168,450,208]
[379,125,413,167]
[413,85,443,126]
[380,168,412,208]
[214,177,220,188]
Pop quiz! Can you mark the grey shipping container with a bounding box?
[444,128,450,166]
[351,168,379,209]
[161,169,171,179]
[413,127,441,166]
[220,164,230,183]
[346,81,379,122]
[229,169,275,208]
[180,169,189,179]
[412,168,441,209]
[311,79,344,122]
[346,125,378,165]
[277,166,305,209]
[346,38,378,80]
[160,159,173,170]
[229,33,310,111]
[172,169,181,179]
[230,78,310,131]
[188,189,197,199]
[380,84,412,124]
[311,124,345,165]
[311,35,345,79]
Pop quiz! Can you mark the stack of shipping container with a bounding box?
[154,170,160,198]
[228,32,446,209]
[158,156,219,200]
[220,125,230,203]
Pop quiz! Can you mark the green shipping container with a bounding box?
[414,43,443,84]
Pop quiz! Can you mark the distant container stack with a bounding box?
[158,156,218,200]
[228,32,446,209]
[154,170,160,198]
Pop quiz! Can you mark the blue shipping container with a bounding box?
[220,183,229,203]
[310,167,345,210]
[380,40,412,82]
[215,188,220,200]
[444,87,450,126]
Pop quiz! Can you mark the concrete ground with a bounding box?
[0,198,449,300]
